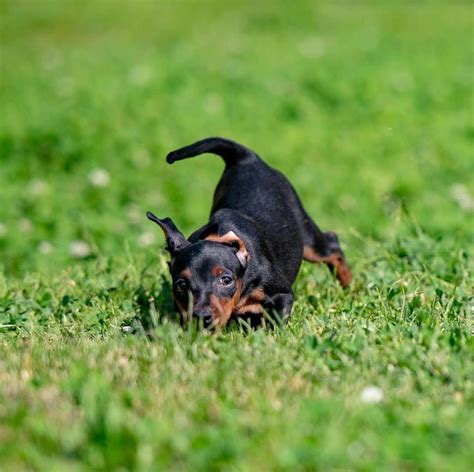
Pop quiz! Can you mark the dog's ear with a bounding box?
[146,211,189,255]
[205,231,249,269]
[188,222,219,242]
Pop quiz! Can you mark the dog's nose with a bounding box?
[193,312,213,328]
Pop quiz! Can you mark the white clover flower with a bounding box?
[0,223,7,237]
[42,50,62,71]
[28,179,49,197]
[131,148,151,169]
[298,36,326,58]
[138,232,156,247]
[451,184,474,212]
[128,64,152,85]
[360,386,384,404]
[203,93,223,114]
[88,168,110,188]
[126,204,141,224]
[347,441,364,460]
[390,71,414,92]
[19,218,32,233]
[70,240,91,258]
[56,77,74,97]
[38,241,53,255]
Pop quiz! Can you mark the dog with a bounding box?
[147,137,351,328]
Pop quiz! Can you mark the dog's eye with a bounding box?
[174,279,188,292]
[220,275,234,287]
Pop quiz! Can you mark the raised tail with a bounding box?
[166,137,258,167]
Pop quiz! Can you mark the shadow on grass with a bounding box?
[133,275,180,331]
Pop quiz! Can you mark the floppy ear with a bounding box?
[146,211,189,254]
[188,222,219,243]
[205,231,249,268]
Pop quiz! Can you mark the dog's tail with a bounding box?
[166,137,259,167]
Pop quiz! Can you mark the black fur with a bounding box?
[147,137,351,327]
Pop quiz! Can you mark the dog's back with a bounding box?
[167,137,306,279]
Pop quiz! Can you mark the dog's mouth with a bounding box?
[174,288,240,329]
[176,302,236,330]
[176,299,218,329]
[192,313,215,329]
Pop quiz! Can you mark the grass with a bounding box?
[1,0,473,470]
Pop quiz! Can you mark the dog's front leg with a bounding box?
[263,291,294,325]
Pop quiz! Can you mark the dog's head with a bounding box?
[146,211,248,328]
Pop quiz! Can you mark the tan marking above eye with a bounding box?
[211,266,225,277]
[181,269,192,278]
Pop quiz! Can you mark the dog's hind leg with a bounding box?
[301,215,352,288]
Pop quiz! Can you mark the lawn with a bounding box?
[1,1,473,470]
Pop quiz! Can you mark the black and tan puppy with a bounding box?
[147,137,351,328]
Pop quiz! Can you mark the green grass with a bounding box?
[1,1,473,470]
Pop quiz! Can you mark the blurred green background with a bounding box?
[1,1,473,470]
[1,0,472,274]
